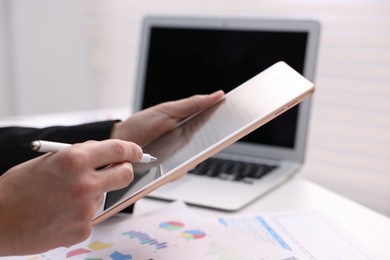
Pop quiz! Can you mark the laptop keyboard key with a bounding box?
[189,157,278,184]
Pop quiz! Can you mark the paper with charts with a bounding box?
[5,201,382,260]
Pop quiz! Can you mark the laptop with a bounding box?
[132,16,320,211]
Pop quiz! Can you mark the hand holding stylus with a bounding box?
[31,140,157,163]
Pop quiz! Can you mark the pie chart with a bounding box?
[159,221,184,230]
[180,230,206,240]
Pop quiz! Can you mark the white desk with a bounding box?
[2,110,389,259]
[133,176,390,259]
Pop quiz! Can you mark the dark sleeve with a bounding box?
[0,120,118,174]
[0,119,136,214]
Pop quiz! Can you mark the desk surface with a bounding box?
[133,176,390,259]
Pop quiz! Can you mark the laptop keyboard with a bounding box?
[188,157,278,184]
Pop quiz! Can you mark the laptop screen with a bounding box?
[134,17,320,160]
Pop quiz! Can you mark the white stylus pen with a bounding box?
[30,140,157,163]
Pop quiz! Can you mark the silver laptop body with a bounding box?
[133,16,320,211]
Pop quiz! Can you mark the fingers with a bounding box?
[53,140,140,193]
[98,162,134,192]
[72,139,143,169]
[180,90,225,117]
[76,140,139,192]
[160,90,225,119]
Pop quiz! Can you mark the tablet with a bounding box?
[92,61,315,225]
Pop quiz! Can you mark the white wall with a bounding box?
[4,0,106,115]
[1,0,390,216]
[0,0,9,116]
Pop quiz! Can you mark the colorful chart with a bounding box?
[66,241,113,258]
[159,221,185,230]
[180,230,206,240]
[123,230,168,250]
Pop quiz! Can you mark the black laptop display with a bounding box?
[133,16,320,210]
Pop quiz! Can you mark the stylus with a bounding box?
[30,140,157,163]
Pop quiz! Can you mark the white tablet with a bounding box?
[92,61,315,225]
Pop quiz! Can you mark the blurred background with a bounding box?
[0,0,389,216]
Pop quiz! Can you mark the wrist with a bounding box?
[110,121,123,140]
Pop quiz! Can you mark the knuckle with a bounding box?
[110,140,127,158]
[59,149,90,171]
[71,179,97,200]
